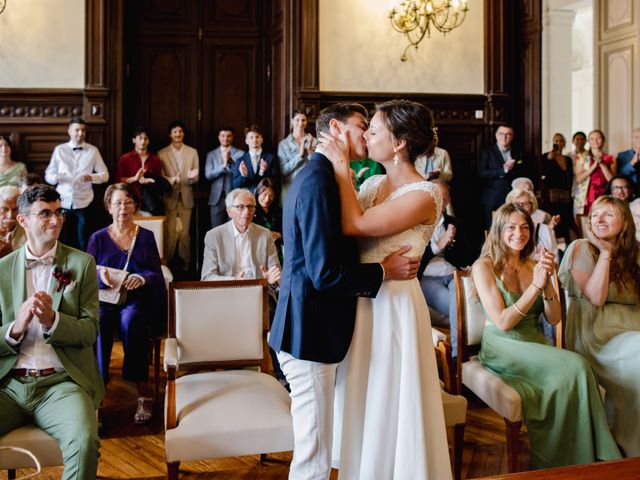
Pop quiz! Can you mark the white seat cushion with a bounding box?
[165,370,293,463]
[462,357,522,423]
[0,425,63,469]
[441,390,467,426]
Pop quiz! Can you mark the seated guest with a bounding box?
[201,188,280,284]
[559,195,640,457]
[630,198,640,243]
[415,146,453,182]
[418,180,471,357]
[506,188,558,259]
[233,125,281,194]
[510,177,557,226]
[604,174,635,203]
[0,186,26,257]
[0,184,104,479]
[87,183,166,425]
[18,172,43,193]
[205,126,245,229]
[472,203,620,468]
[0,135,27,187]
[116,126,167,215]
[254,178,282,248]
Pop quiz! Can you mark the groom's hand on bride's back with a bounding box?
[380,245,421,280]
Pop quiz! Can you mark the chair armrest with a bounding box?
[431,327,447,347]
[164,338,178,372]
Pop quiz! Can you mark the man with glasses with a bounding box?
[605,174,636,203]
[0,184,103,480]
[0,185,26,258]
[201,188,280,283]
[479,124,531,228]
[45,117,109,251]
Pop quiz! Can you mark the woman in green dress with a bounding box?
[559,195,640,457]
[0,135,27,187]
[472,203,620,468]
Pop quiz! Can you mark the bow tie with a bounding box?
[72,146,83,151]
[25,256,55,270]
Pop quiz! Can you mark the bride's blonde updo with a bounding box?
[375,100,436,163]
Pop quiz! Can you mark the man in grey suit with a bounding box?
[204,127,245,229]
[201,188,281,284]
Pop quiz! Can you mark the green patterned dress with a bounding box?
[559,239,640,457]
[478,275,621,468]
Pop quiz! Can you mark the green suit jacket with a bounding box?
[0,243,105,408]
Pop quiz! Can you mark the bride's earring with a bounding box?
[393,150,399,167]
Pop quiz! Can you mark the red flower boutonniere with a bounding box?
[53,267,73,293]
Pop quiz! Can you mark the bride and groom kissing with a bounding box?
[269,100,453,480]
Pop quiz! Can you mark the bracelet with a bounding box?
[600,255,613,262]
[532,283,543,293]
[512,303,526,317]
[543,294,559,302]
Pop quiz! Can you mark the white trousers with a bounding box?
[277,350,338,480]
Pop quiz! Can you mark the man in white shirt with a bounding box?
[0,184,103,480]
[44,117,109,251]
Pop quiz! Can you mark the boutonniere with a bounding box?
[52,267,73,293]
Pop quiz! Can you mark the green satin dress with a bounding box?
[478,276,621,468]
[559,239,640,457]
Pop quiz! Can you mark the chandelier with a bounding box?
[389,0,469,61]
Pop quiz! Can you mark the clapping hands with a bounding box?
[533,247,555,289]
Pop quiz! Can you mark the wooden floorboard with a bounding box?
[2,341,538,479]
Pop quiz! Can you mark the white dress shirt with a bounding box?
[44,141,109,209]
[250,149,262,173]
[5,243,64,371]
[423,216,456,277]
[232,223,255,278]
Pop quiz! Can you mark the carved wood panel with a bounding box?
[201,40,264,151]
[130,39,199,151]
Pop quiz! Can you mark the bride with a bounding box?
[320,100,452,479]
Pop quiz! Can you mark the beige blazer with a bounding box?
[201,221,280,281]
[158,143,200,209]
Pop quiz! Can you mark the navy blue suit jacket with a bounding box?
[269,153,383,363]
[232,151,281,193]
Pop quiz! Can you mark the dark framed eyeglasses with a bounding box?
[231,204,256,212]
[26,208,66,221]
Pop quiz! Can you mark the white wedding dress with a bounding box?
[333,175,452,480]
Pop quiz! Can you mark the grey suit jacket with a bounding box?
[204,146,245,205]
[158,143,200,209]
[201,221,280,280]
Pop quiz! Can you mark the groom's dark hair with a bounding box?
[315,103,369,136]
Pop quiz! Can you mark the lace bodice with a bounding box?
[357,175,442,263]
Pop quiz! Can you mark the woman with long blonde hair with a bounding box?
[559,195,640,456]
[473,203,620,468]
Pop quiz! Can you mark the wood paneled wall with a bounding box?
[0,0,541,245]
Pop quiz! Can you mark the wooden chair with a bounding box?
[164,280,293,479]
[0,426,62,479]
[454,269,525,473]
[132,215,171,403]
[432,327,467,480]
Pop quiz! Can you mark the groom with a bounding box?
[269,103,420,480]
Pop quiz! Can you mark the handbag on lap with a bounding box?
[98,226,139,305]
